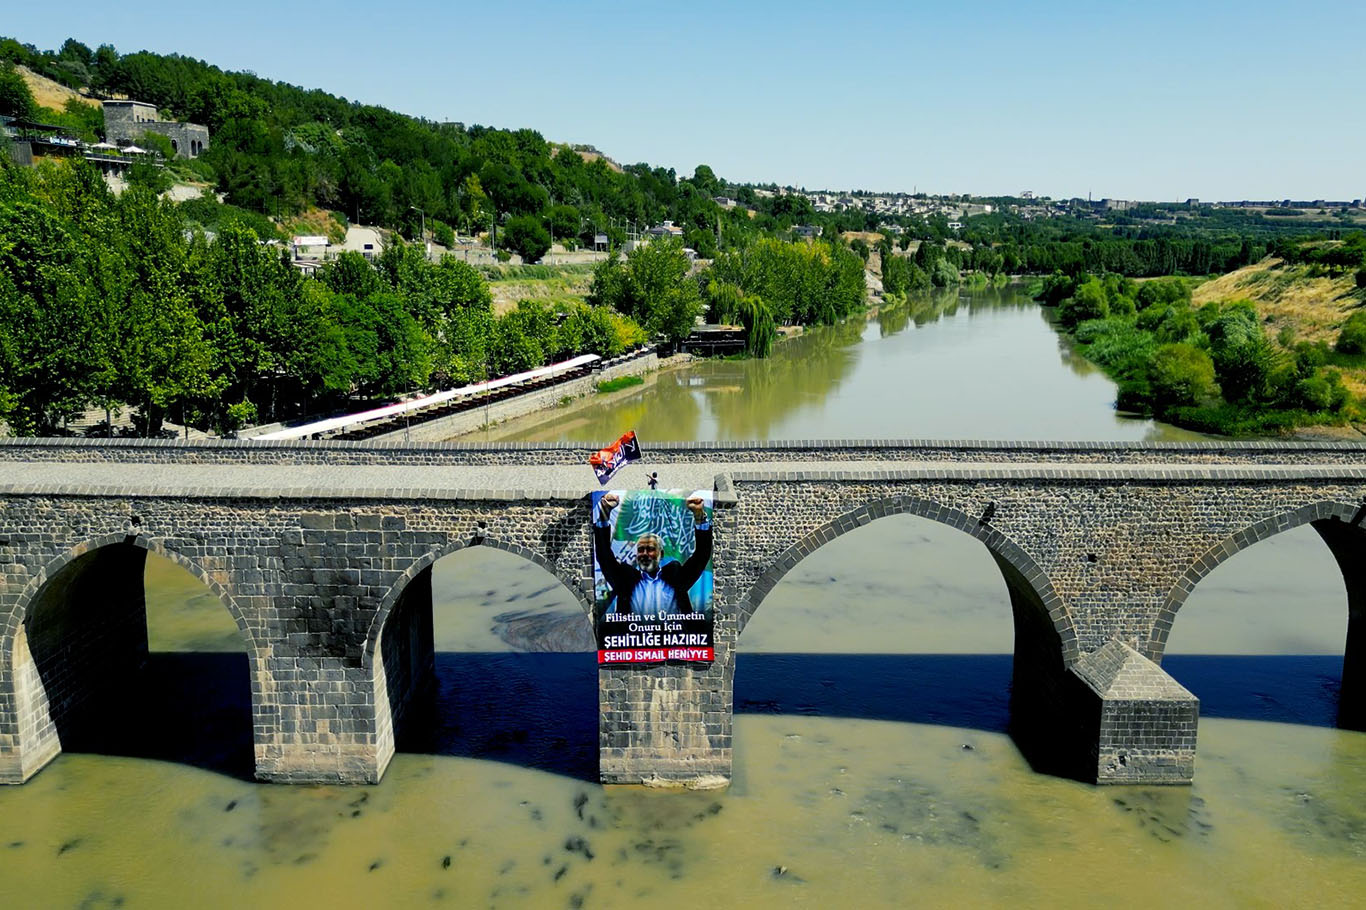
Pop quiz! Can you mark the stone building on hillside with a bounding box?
[102,100,210,159]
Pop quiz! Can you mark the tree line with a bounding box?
[0,37,776,261]
[0,159,643,436]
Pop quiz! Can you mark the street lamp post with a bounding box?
[409,205,427,258]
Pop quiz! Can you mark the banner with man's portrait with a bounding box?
[591,489,714,665]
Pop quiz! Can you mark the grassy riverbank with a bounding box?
[1041,249,1366,436]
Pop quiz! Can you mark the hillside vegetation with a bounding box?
[1041,236,1366,435]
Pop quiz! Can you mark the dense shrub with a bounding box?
[1336,311,1366,355]
[1205,302,1274,403]
[1148,343,1218,409]
[499,214,552,263]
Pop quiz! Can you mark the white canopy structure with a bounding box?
[251,354,602,441]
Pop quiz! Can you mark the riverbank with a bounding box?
[1036,267,1366,438]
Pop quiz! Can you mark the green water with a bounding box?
[477,285,1204,443]
[2,287,1361,908]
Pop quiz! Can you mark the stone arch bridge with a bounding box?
[1,438,1363,787]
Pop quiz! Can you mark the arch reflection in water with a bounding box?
[1162,518,1364,731]
[734,513,1068,769]
[374,545,598,780]
[12,545,253,780]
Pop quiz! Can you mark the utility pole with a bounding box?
[410,205,426,257]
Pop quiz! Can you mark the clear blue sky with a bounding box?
[8,1,1364,200]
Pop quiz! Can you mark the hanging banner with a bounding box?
[591,489,714,664]
[589,430,641,485]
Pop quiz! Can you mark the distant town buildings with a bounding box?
[763,183,1364,227]
[646,220,685,239]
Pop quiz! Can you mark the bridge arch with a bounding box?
[365,537,595,778]
[731,493,1085,778]
[362,536,591,672]
[736,494,1077,664]
[1149,500,1362,659]
[2,533,263,782]
[1152,499,1366,731]
[3,533,257,654]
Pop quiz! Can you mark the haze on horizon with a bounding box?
[7,0,1363,202]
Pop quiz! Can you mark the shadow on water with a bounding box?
[1164,655,1344,727]
[738,654,1013,731]
[735,654,1347,732]
[62,652,256,781]
[397,653,600,782]
[64,653,1341,784]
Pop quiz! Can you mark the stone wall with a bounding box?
[138,121,209,159]
[102,101,209,159]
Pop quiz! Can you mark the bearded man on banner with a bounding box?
[593,492,711,617]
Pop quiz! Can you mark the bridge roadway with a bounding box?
[4,458,1365,499]
[1,438,1363,789]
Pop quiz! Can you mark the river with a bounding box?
[2,285,1362,907]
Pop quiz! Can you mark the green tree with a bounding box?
[588,237,703,342]
[546,204,580,246]
[109,186,219,434]
[499,213,551,263]
[1058,278,1110,328]
[0,200,105,432]
[1148,342,1218,410]
[1336,311,1366,355]
[0,61,36,119]
[1206,301,1274,403]
[737,293,776,357]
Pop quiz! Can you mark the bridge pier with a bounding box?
[1070,641,1198,784]
[598,657,733,788]
[252,655,387,784]
[1311,517,1366,731]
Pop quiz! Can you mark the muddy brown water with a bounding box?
[2,287,1362,907]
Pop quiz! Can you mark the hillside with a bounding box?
[16,64,98,112]
[1194,257,1366,396]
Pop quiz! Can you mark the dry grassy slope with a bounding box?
[17,65,100,112]
[487,272,594,316]
[549,144,623,174]
[281,207,349,245]
[1193,256,1366,395]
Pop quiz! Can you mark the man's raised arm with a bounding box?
[677,496,713,592]
[593,493,634,596]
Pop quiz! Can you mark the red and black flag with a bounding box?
[590,430,641,485]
